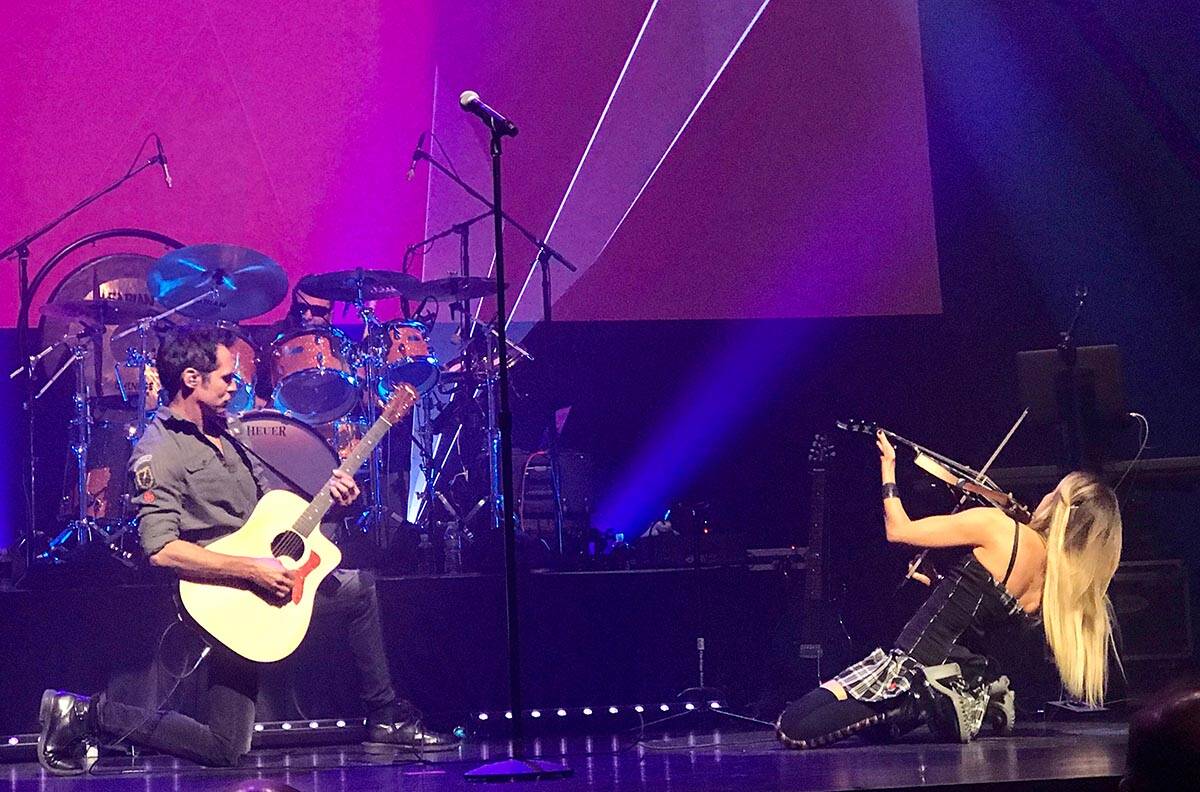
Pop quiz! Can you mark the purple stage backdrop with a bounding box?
[1,0,939,327]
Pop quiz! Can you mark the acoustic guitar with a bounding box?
[178,384,418,662]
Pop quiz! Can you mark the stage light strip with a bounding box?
[506,0,661,329]
[594,0,772,264]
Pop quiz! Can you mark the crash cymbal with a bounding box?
[297,269,421,303]
[149,244,288,322]
[407,276,501,302]
[42,299,158,326]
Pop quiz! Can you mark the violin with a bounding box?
[837,418,1032,584]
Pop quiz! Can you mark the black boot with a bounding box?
[37,689,97,776]
[365,702,460,752]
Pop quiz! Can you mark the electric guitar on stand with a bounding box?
[799,433,852,673]
[178,384,420,663]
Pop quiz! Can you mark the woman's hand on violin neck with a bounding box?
[876,430,897,466]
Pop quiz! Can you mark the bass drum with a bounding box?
[237,410,338,499]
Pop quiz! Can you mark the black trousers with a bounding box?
[95,569,397,766]
[777,687,915,748]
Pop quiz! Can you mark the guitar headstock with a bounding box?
[835,418,879,437]
[381,384,420,424]
[809,433,835,471]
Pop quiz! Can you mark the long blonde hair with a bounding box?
[1034,471,1123,707]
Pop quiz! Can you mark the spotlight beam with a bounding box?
[507,0,661,329]
[593,0,772,266]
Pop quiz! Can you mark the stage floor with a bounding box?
[3,721,1126,792]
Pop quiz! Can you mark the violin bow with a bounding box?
[903,408,1029,586]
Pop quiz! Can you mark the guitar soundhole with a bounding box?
[271,531,306,562]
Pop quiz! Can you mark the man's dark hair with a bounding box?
[156,325,236,399]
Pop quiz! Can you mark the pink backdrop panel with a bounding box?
[1,0,435,326]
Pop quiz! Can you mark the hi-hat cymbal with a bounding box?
[42,299,158,326]
[150,244,288,322]
[408,276,501,302]
[297,269,421,303]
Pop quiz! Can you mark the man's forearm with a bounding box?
[149,539,254,581]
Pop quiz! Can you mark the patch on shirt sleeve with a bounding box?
[133,455,155,491]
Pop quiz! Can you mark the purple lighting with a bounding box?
[593,320,809,538]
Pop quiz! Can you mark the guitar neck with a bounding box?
[805,468,827,602]
[290,414,396,537]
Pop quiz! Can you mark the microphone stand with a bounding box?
[462,129,571,783]
[408,147,574,555]
[410,148,577,276]
[1,153,164,574]
[1055,286,1090,471]
[537,247,566,557]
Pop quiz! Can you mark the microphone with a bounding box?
[406,131,427,181]
[155,135,173,189]
[459,90,518,137]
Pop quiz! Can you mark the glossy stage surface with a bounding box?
[4,722,1126,792]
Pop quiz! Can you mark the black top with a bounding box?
[893,521,1030,666]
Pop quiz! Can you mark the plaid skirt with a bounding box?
[831,648,923,704]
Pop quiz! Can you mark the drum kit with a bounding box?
[26,242,508,566]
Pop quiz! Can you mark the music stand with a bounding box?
[1016,344,1128,472]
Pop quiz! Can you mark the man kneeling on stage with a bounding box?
[37,325,457,775]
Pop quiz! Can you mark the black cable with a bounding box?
[86,617,212,775]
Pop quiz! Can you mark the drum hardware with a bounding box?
[402,146,577,562]
[30,326,127,563]
[3,137,179,575]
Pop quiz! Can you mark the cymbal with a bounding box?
[149,244,288,322]
[42,299,158,326]
[408,276,501,302]
[297,269,420,302]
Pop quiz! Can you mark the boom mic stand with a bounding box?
[2,147,167,578]
[407,143,576,557]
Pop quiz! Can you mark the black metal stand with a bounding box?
[404,142,577,553]
[1055,285,1094,472]
[2,150,164,579]
[464,128,570,783]
[537,247,567,556]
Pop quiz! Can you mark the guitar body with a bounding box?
[178,489,342,663]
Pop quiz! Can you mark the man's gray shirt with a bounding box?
[129,406,269,556]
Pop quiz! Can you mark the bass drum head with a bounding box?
[237,410,337,499]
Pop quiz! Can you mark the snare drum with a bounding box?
[237,410,339,498]
[377,320,439,397]
[270,328,358,424]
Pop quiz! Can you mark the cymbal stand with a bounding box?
[37,332,100,559]
[3,145,165,572]
[111,285,224,442]
[348,287,390,540]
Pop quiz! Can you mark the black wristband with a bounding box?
[881,482,900,500]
